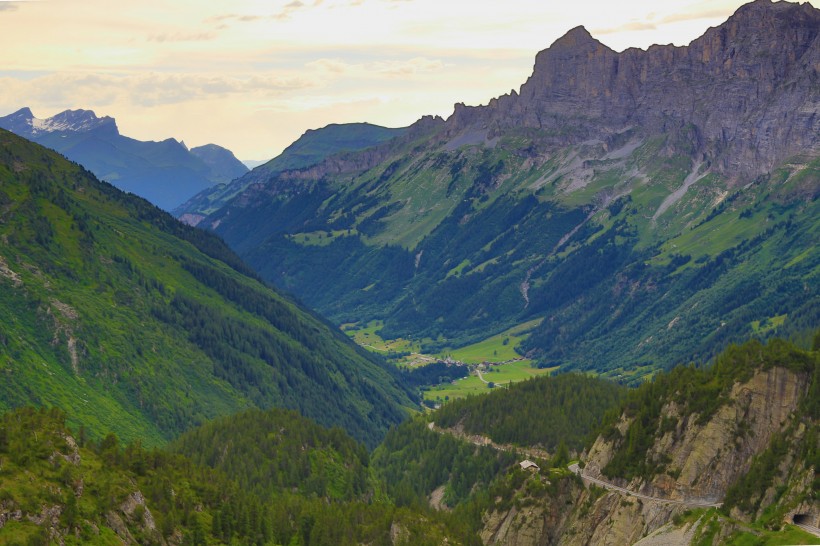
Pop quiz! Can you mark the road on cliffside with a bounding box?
[568,463,723,508]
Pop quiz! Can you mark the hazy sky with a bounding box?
[0,0,777,160]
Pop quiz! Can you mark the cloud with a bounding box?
[592,21,658,35]
[148,31,218,43]
[659,8,733,25]
[275,0,309,20]
[307,56,444,78]
[592,5,735,38]
[0,71,319,110]
[0,2,19,12]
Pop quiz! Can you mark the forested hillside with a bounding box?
[0,407,478,545]
[171,408,372,503]
[0,128,414,447]
[370,337,819,545]
[434,374,626,452]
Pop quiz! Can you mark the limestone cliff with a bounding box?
[584,366,808,503]
[476,342,818,545]
[448,0,820,181]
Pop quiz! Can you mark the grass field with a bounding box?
[434,319,542,363]
[343,321,418,352]
[344,318,557,401]
[423,360,558,402]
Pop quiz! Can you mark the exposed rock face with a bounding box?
[480,477,581,546]
[481,364,815,545]
[584,366,809,504]
[448,0,820,180]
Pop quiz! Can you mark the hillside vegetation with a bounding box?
[0,407,477,546]
[171,408,372,503]
[0,128,414,447]
[433,373,626,452]
[370,337,819,545]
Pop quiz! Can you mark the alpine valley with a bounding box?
[0,1,818,545]
[181,0,820,381]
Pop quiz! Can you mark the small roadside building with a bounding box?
[519,459,540,472]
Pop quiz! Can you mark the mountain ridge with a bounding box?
[0,107,248,211]
[175,121,410,222]
[445,0,820,179]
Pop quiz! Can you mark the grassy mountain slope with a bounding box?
[206,122,819,381]
[0,128,414,447]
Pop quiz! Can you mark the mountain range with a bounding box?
[0,1,818,544]
[0,107,248,211]
[185,0,819,381]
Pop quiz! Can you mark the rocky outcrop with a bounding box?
[480,476,581,546]
[480,361,815,545]
[447,0,820,181]
[585,366,809,504]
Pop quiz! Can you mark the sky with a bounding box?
[0,0,780,161]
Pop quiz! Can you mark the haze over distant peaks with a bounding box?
[0,107,248,211]
[1,107,118,137]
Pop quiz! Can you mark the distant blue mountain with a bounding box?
[0,108,248,210]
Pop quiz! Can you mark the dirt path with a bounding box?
[428,422,551,460]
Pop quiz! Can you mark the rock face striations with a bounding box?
[477,340,819,545]
[449,0,820,179]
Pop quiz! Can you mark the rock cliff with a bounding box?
[447,0,820,181]
[584,366,809,503]
[475,346,818,545]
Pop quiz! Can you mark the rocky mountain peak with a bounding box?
[0,107,119,138]
[444,0,820,181]
[548,25,602,50]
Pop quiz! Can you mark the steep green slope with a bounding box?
[0,407,477,545]
[0,128,414,447]
[175,122,406,219]
[208,125,819,381]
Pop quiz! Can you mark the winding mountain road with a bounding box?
[568,464,723,508]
